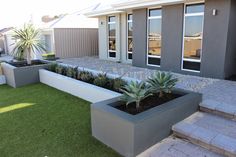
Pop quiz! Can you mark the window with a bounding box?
[147,8,162,66]
[182,4,204,72]
[127,14,133,60]
[108,16,116,58]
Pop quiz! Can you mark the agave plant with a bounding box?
[120,81,152,110]
[147,71,178,98]
[12,24,46,65]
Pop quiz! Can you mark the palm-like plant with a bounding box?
[12,24,45,65]
[147,71,178,98]
[120,81,152,110]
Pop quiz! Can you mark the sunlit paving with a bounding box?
[0,103,35,114]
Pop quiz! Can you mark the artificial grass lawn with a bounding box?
[0,83,120,157]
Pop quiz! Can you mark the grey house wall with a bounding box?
[54,28,98,59]
[161,4,184,73]
[224,0,236,77]
[201,0,231,79]
[132,9,147,68]
[97,0,236,79]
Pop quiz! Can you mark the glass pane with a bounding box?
[108,16,115,22]
[183,61,200,71]
[186,4,204,13]
[148,38,161,56]
[184,16,203,59]
[108,24,116,37]
[128,14,133,21]
[128,38,133,52]
[148,19,161,37]
[185,16,203,36]
[128,22,133,37]
[148,57,161,65]
[128,53,132,60]
[109,51,116,58]
[184,38,202,59]
[149,9,161,17]
[109,38,116,51]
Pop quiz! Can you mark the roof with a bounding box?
[84,0,201,17]
[40,4,99,29]
[0,27,14,37]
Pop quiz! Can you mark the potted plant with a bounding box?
[1,24,50,88]
[91,71,202,157]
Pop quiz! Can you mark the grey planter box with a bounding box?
[1,60,50,88]
[91,90,202,157]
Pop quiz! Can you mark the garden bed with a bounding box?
[39,69,122,103]
[91,90,202,157]
[1,60,50,88]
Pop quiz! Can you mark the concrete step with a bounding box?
[137,136,223,157]
[200,99,236,120]
[172,112,236,157]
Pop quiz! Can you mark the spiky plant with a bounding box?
[120,81,152,110]
[147,71,178,98]
[12,24,46,64]
[93,73,109,88]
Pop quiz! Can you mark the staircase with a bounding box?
[172,99,236,157]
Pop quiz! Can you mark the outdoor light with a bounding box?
[212,9,217,16]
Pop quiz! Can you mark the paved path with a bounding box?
[58,57,236,157]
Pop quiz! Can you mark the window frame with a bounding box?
[127,13,133,61]
[107,16,117,59]
[181,3,205,73]
[147,7,162,67]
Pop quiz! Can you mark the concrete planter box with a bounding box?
[39,69,121,103]
[0,75,6,85]
[91,90,202,157]
[1,60,49,88]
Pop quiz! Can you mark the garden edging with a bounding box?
[39,69,122,103]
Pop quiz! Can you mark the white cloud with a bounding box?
[0,0,100,28]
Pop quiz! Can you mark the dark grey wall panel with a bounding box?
[224,0,236,77]
[161,4,184,73]
[132,9,147,68]
[201,0,231,79]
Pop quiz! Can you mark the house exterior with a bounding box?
[85,0,236,79]
[0,27,14,55]
[41,12,99,59]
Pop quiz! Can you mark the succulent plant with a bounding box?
[120,81,152,110]
[66,66,77,78]
[77,71,94,83]
[48,63,57,72]
[55,65,66,75]
[147,71,178,98]
[112,77,127,92]
[93,73,109,88]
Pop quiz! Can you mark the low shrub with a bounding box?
[111,77,127,92]
[55,65,66,75]
[66,66,77,78]
[93,73,109,88]
[77,71,94,83]
[48,63,57,72]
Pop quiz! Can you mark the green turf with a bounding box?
[0,83,120,157]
